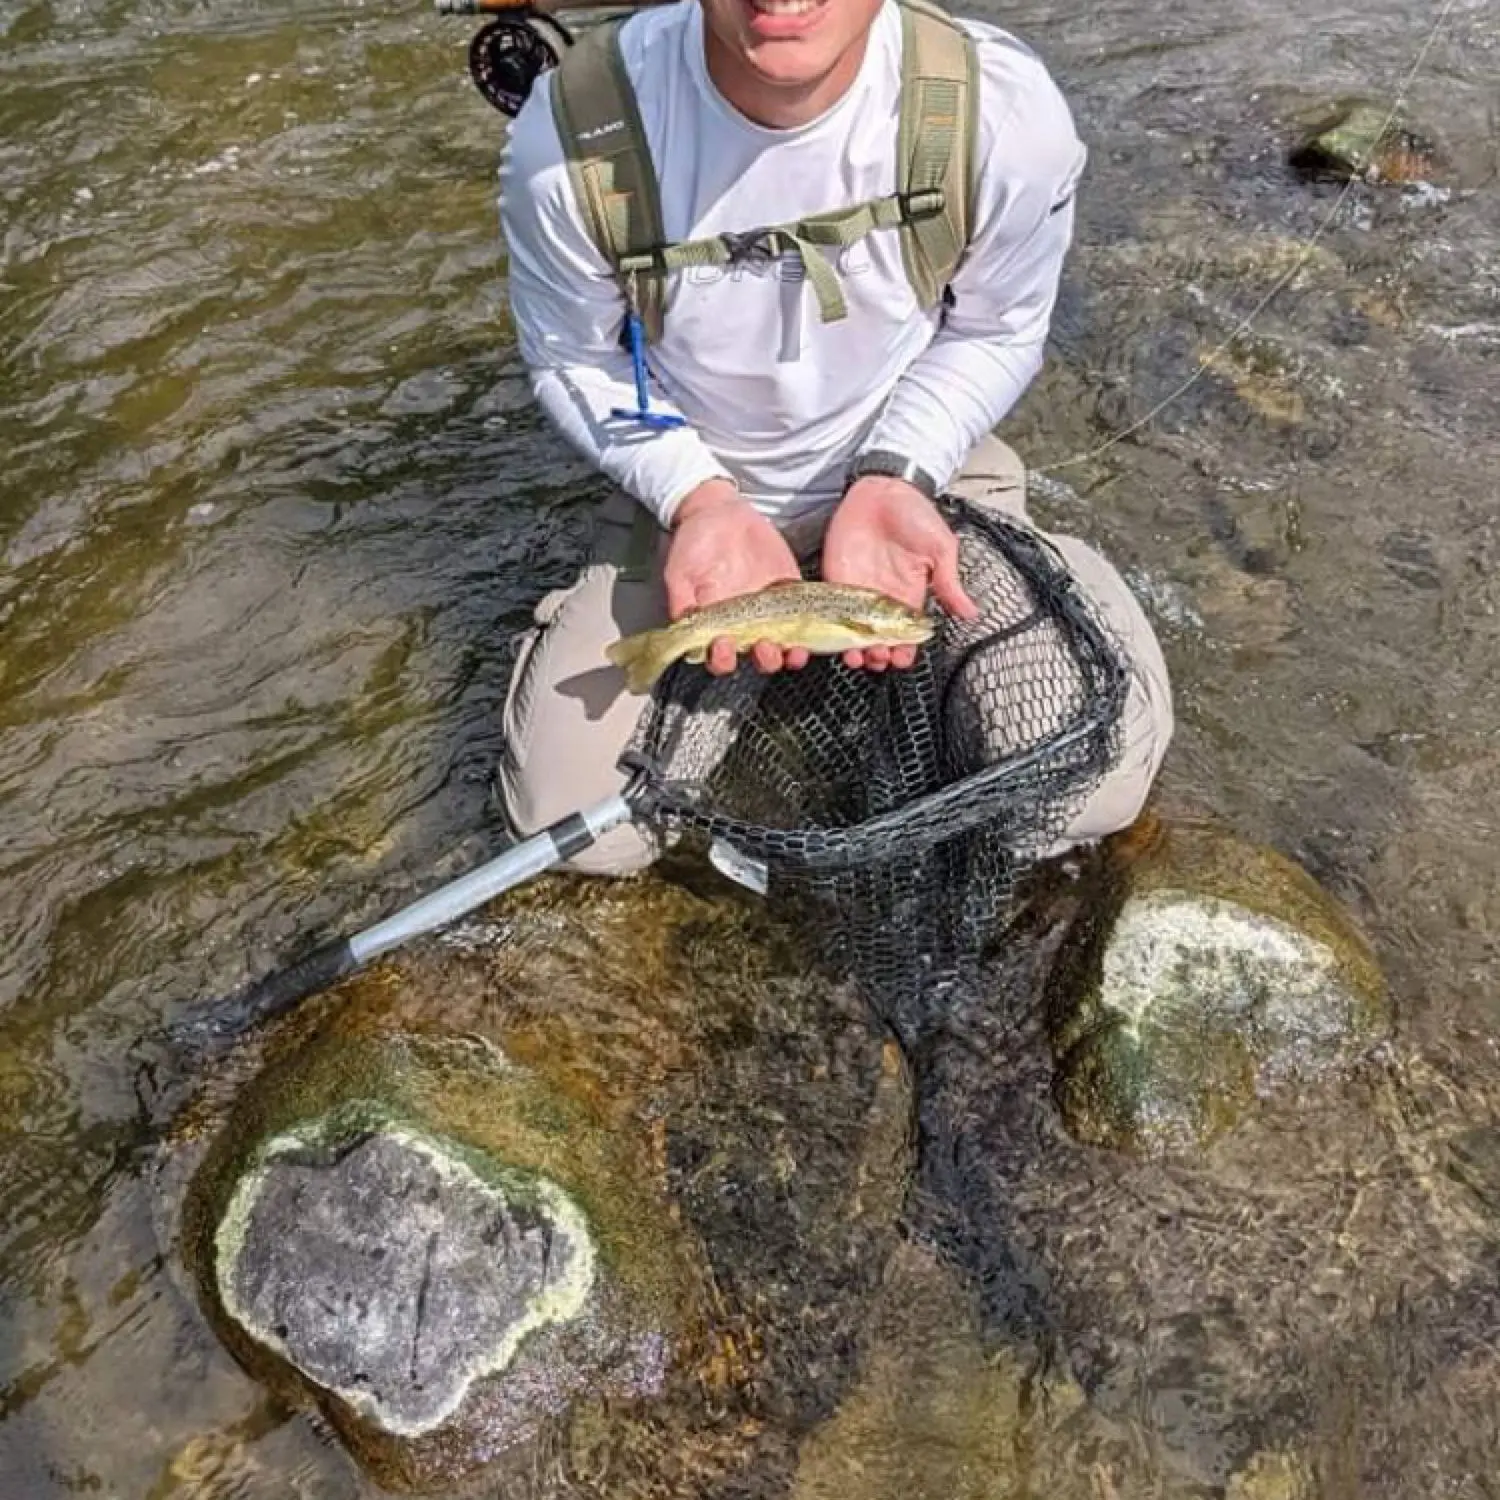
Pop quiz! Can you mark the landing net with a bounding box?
[625,497,1130,1017]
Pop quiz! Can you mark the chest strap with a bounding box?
[613,192,944,326]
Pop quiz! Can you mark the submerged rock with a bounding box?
[155,872,912,1495]
[1175,549,1296,650]
[1226,1449,1316,1500]
[791,1243,1215,1500]
[1444,1124,1500,1215]
[1289,100,1439,184]
[1049,818,1389,1156]
[165,1023,687,1492]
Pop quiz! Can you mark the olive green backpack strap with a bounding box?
[896,0,980,309]
[549,21,671,343]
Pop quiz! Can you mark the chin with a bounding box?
[704,0,876,119]
[742,40,837,87]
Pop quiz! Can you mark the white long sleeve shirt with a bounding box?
[498,0,1085,526]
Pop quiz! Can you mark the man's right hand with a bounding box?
[664,479,810,676]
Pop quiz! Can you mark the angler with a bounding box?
[497,0,1174,874]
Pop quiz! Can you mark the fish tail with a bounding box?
[605,629,680,694]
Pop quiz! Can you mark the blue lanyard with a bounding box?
[610,312,686,432]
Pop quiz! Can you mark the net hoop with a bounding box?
[623,497,1131,875]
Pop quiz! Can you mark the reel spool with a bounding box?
[467,9,573,117]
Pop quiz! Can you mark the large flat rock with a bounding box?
[217,1125,594,1437]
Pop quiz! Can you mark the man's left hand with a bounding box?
[822,477,980,670]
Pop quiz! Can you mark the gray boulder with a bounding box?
[216,1121,597,1439]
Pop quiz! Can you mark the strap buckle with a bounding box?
[898,188,946,222]
[618,249,663,275]
[719,227,779,267]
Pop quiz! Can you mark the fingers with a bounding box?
[751,640,785,674]
[708,638,808,675]
[843,643,917,673]
[707,636,739,675]
[749,642,809,673]
[931,547,980,621]
[734,639,914,675]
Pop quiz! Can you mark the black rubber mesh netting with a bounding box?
[623,497,1132,1014]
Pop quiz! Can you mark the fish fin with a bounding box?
[605,630,676,695]
[683,647,706,665]
[836,615,896,642]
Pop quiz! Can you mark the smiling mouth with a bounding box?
[743,0,828,32]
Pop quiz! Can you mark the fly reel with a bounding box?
[438,0,669,118]
[468,9,573,117]
[435,0,575,118]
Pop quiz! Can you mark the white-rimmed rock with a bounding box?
[216,1124,596,1438]
[1050,819,1389,1155]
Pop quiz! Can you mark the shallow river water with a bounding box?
[1,0,1498,1495]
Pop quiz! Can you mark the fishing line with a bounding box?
[1033,0,1461,477]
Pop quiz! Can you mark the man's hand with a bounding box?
[664,479,810,675]
[822,476,980,670]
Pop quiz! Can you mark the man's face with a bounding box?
[699,0,885,120]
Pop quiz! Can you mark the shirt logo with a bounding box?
[683,242,874,286]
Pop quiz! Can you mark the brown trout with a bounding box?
[606,582,935,694]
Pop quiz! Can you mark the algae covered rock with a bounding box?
[1049,820,1389,1156]
[154,872,914,1495]
[163,1021,689,1493]
[1289,99,1439,184]
[215,1114,600,1440]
